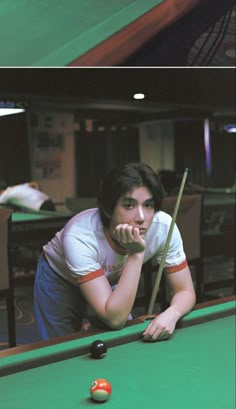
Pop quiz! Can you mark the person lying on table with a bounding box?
[0,180,55,211]
[34,162,196,341]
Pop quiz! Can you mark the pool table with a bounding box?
[0,0,216,66]
[11,209,73,246]
[9,209,73,279]
[0,296,235,409]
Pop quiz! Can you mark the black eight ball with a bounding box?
[90,340,107,359]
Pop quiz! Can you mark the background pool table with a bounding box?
[11,209,72,245]
[0,0,227,66]
[0,297,235,409]
[9,209,72,281]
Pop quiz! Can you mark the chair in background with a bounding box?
[139,194,203,312]
[0,207,16,347]
[162,194,203,300]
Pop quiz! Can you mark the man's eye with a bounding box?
[124,203,134,209]
[145,202,154,208]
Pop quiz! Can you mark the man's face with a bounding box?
[108,186,155,239]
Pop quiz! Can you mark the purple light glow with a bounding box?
[204,118,212,175]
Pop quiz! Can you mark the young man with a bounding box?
[34,163,196,341]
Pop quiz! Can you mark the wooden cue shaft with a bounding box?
[147,168,189,314]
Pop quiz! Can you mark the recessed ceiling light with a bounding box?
[133,93,145,100]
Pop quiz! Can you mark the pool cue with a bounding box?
[147,168,189,315]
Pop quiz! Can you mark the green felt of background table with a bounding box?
[0,302,235,409]
[0,0,163,66]
[11,210,72,223]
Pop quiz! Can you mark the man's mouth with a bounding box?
[138,228,147,234]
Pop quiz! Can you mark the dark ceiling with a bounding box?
[0,68,235,126]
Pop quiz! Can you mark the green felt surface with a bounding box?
[0,0,163,66]
[0,302,235,409]
[11,210,72,223]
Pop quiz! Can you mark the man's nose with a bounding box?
[135,206,145,222]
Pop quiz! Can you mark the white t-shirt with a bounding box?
[0,183,49,210]
[43,208,187,286]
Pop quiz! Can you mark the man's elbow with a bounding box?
[102,315,127,330]
[189,288,196,309]
[108,318,126,330]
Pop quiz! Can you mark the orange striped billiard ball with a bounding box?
[90,378,112,402]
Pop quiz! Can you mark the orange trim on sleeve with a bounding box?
[77,268,104,284]
[165,259,188,273]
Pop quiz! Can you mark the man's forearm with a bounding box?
[170,289,196,318]
[104,252,145,328]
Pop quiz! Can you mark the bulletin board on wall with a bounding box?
[30,113,64,180]
[29,111,76,209]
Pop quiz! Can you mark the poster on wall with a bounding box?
[31,113,68,180]
[29,111,76,209]
[32,130,64,179]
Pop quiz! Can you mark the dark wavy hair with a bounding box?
[97,162,165,227]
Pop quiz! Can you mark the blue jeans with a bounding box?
[34,254,87,339]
